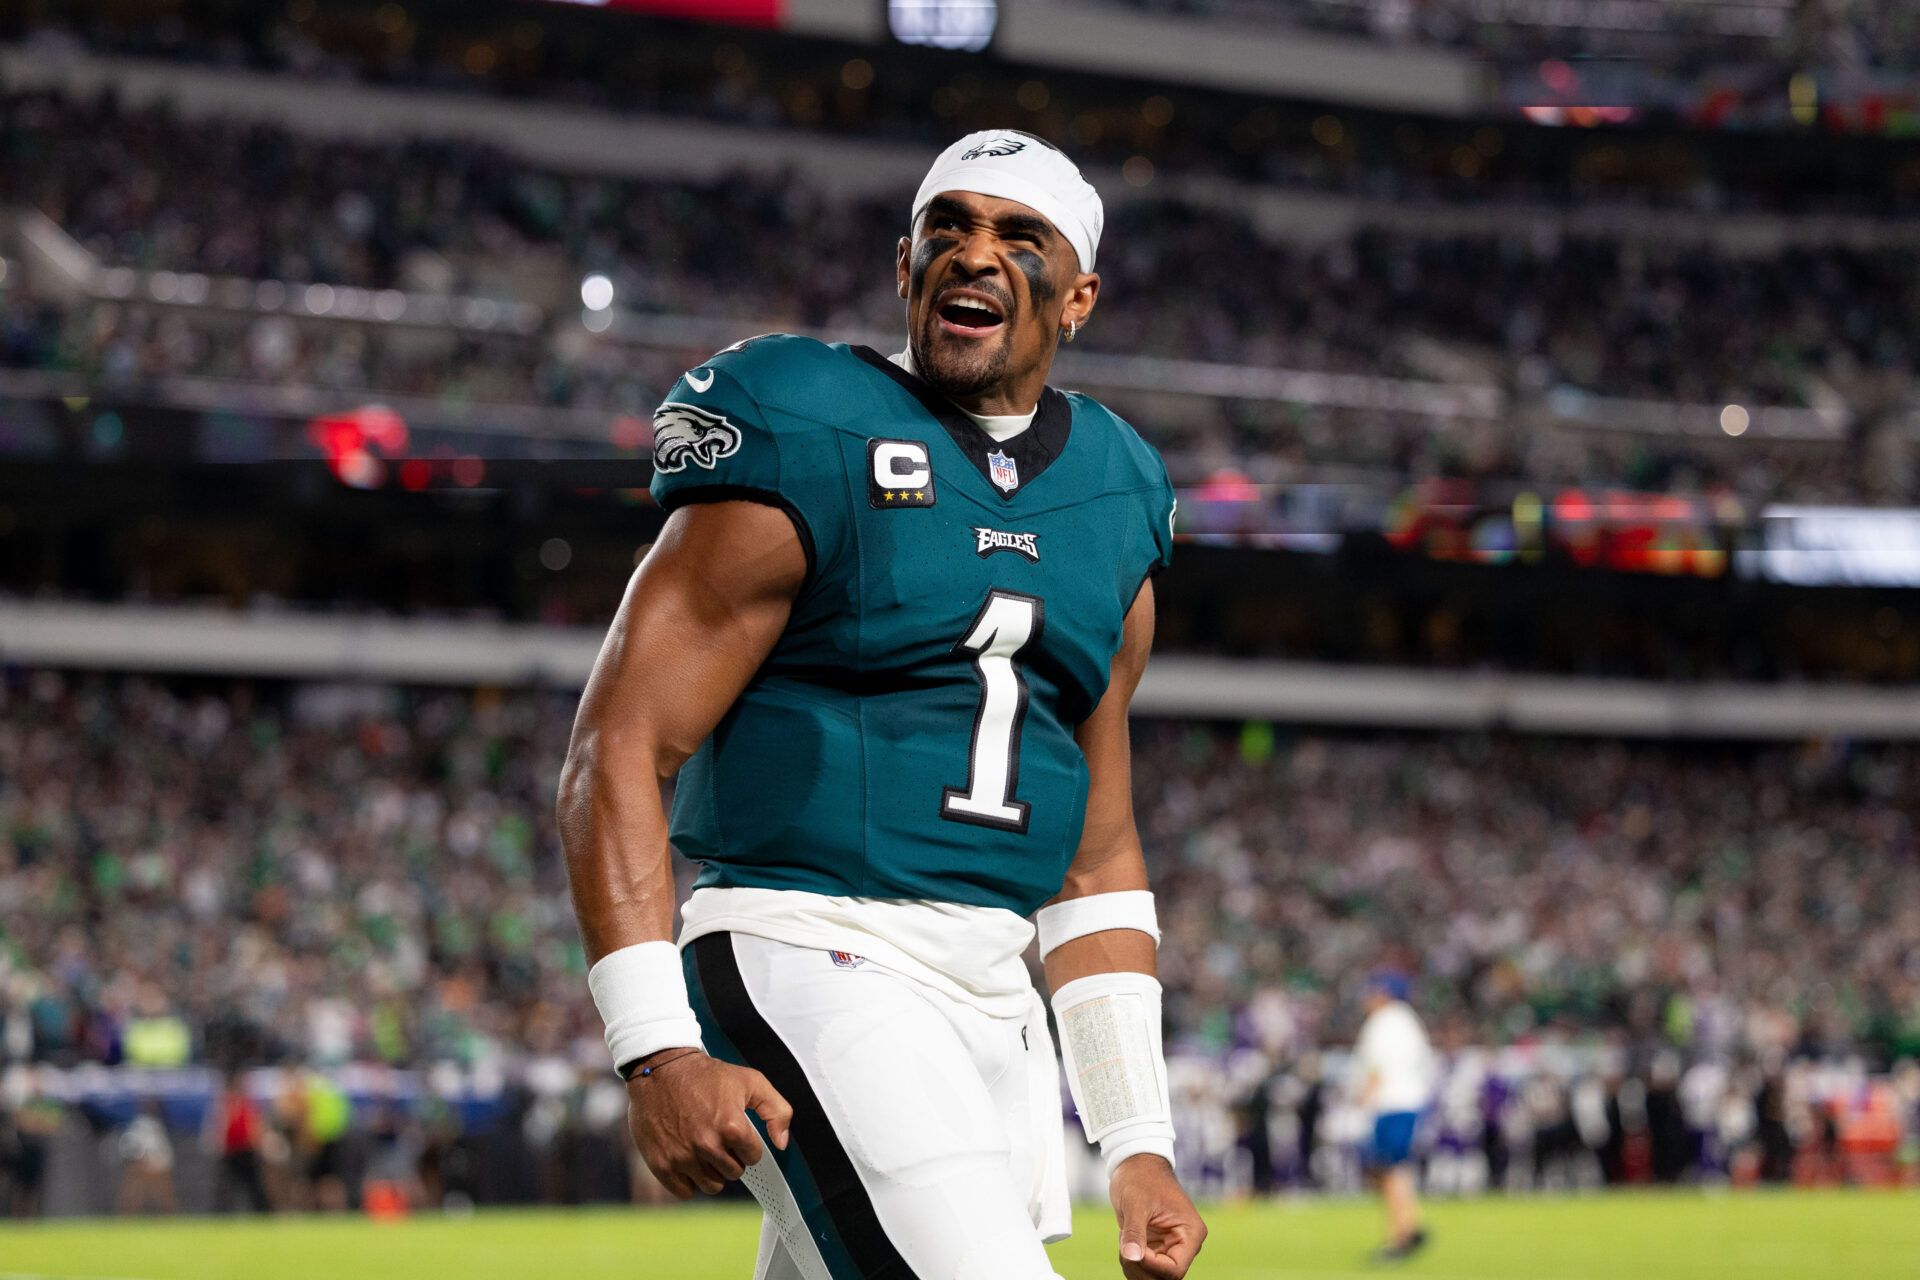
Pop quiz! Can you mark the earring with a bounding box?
[1063,320,1078,343]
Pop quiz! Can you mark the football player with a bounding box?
[1352,973,1434,1262]
[559,130,1205,1280]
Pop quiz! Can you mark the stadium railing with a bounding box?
[8,601,1920,738]
[14,1051,1912,1216]
[9,209,1854,446]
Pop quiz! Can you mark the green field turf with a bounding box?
[3,1191,1917,1280]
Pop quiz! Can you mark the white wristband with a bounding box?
[1051,970,1176,1178]
[1035,890,1160,959]
[588,941,704,1077]
[1101,1130,1177,1174]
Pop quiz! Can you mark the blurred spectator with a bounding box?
[0,1082,59,1216]
[209,1073,271,1214]
[114,1098,177,1214]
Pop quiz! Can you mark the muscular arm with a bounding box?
[557,501,806,962]
[556,500,804,1200]
[1043,579,1207,1280]
[1043,579,1158,993]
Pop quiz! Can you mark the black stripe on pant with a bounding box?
[692,932,918,1280]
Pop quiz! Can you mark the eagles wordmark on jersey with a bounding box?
[649,333,1176,917]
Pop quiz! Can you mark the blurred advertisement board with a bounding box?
[30,387,1920,589]
[1500,59,1920,134]
[887,0,997,51]
[1738,506,1920,587]
[1384,480,1734,577]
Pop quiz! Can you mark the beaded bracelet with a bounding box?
[620,1047,702,1082]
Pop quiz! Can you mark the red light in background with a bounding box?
[307,404,410,488]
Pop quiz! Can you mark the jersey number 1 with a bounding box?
[941,590,1043,834]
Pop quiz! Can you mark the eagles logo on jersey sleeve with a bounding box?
[647,335,858,593]
[647,359,780,506]
[650,403,743,474]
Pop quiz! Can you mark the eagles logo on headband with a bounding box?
[961,137,1027,161]
[913,129,1105,272]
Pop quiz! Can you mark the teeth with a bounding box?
[947,296,1000,320]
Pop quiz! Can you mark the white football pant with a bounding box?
[684,932,1071,1280]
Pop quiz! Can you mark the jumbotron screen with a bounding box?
[534,0,784,28]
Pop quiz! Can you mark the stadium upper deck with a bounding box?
[3,88,1915,508]
[1101,0,1920,71]
[13,1,1920,207]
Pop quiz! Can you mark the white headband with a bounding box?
[911,130,1104,273]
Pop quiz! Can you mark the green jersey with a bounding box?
[649,335,1174,916]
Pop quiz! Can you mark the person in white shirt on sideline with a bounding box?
[1351,971,1434,1263]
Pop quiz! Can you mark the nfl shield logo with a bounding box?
[987,449,1019,493]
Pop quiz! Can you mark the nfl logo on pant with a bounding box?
[987,449,1019,493]
[829,950,865,969]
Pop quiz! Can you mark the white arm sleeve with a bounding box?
[1051,970,1176,1177]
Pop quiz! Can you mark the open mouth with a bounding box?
[934,290,1006,337]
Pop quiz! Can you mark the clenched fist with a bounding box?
[626,1050,794,1200]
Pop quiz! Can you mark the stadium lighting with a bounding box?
[1721,404,1750,437]
[580,274,615,312]
[890,0,997,52]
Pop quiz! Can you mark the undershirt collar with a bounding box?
[889,349,1036,444]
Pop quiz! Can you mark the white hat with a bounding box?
[911,130,1104,272]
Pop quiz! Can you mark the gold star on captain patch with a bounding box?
[914,491,926,500]
[885,491,897,501]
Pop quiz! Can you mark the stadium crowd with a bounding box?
[1106,0,1920,71]
[5,91,1918,504]
[22,4,1920,208]
[1,672,1916,1211]
[13,90,1917,411]
[7,294,1894,506]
